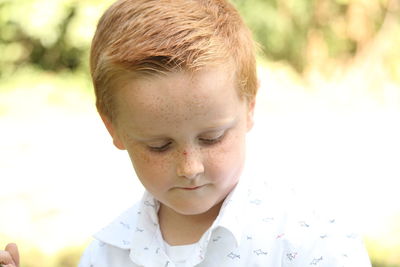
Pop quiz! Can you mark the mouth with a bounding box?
[179,185,204,190]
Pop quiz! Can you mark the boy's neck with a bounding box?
[158,201,223,246]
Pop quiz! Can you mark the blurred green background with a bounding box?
[0,0,399,266]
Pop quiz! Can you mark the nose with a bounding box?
[176,147,204,179]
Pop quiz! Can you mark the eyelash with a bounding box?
[148,142,172,152]
[199,134,225,145]
[148,134,225,153]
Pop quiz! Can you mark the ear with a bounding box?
[100,114,126,150]
[246,99,256,131]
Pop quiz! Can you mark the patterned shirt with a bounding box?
[78,176,371,267]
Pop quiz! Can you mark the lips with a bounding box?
[179,185,204,190]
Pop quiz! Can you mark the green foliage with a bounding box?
[232,0,389,72]
[0,0,113,78]
[0,0,78,75]
[232,0,313,71]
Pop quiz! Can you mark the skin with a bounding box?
[102,64,255,245]
[0,243,19,267]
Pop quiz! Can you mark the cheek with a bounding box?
[127,148,171,187]
[206,132,246,182]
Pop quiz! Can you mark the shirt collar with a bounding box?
[93,202,139,250]
[209,177,249,248]
[94,192,171,266]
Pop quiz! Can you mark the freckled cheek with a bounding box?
[127,149,174,187]
[205,135,246,183]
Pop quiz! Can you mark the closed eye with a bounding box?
[199,134,225,145]
[148,142,171,152]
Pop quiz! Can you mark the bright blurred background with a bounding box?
[0,0,399,266]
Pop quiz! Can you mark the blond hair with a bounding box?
[91,0,257,120]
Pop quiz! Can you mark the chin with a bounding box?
[171,201,217,216]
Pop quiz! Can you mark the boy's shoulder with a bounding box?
[230,178,371,266]
[240,178,358,241]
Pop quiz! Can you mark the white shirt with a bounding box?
[78,177,371,267]
[163,242,197,266]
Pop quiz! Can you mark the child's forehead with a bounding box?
[112,64,245,124]
[125,65,237,97]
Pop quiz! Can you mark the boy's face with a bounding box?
[103,65,255,216]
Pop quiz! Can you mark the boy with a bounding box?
[0,0,371,266]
